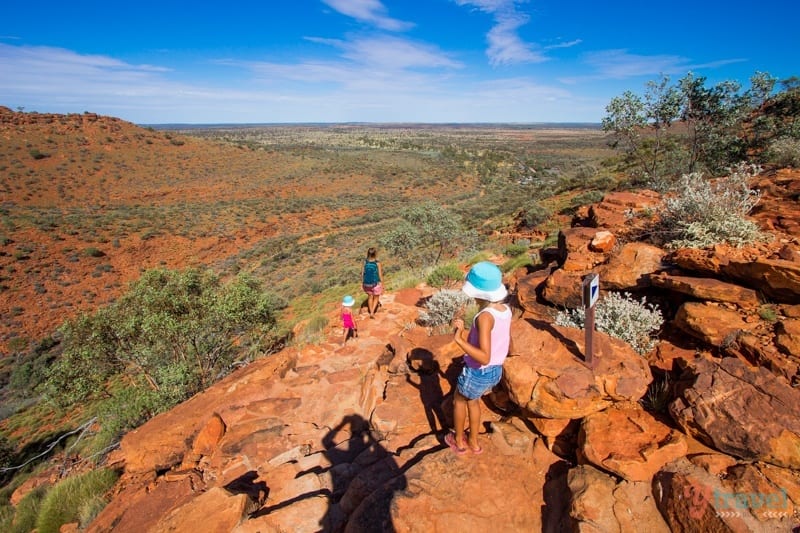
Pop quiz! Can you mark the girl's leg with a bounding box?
[466,399,482,451]
[452,391,469,449]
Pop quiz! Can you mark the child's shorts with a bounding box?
[457,364,502,400]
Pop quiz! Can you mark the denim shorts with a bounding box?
[457,364,502,400]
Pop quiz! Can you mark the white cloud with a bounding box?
[333,35,462,70]
[544,39,582,50]
[234,34,462,88]
[0,39,598,124]
[562,49,747,83]
[321,0,413,31]
[455,0,545,66]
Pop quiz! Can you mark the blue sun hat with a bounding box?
[462,261,507,302]
[342,295,355,307]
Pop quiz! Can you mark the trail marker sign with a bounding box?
[582,273,599,369]
[582,273,600,308]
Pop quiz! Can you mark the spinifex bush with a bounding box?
[35,468,119,533]
[418,289,472,328]
[555,292,663,355]
[658,162,765,248]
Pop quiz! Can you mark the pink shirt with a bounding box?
[464,305,512,369]
[342,309,355,329]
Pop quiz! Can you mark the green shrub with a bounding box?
[569,190,605,209]
[758,304,778,323]
[555,292,663,355]
[306,314,329,334]
[45,268,286,411]
[29,149,49,160]
[519,202,552,228]
[658,162,766,248]
[3,486,45,533]
[418,290,471,328]
[465,251,491,265]
[426,263,463,288]
[504,240,530,257]
[82,247,105,258]
[501,254,533,272]
[36,468,119,533]
[766,137,800,167]
[379,202,466,268]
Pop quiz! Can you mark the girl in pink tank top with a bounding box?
[444,262,513,456]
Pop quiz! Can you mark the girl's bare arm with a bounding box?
[453,312,493,366]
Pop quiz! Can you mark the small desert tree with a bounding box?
[45,268,285,420]
[602,75,683,184]
[380,201,465,268]
[678,72,748,174]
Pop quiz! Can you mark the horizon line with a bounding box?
[144,121,604,129]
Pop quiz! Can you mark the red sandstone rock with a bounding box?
[654,457,797,532]
[359,436,559,532]
[515,263,554,313]
[674,302,753,347]
[152,487,258,533]
[589,230,616,253]
[723,257,800,303]
[541,268,586,308]
[578,403,688,482]
[775,318,800,356]
[600,242,667,290]
[503,319,651,420]
[650,272,760,307]
[669,247,729,276]
[558,227,608,271]
[568,464,670,532]
[669,356,800,468]
[587,190,661,230]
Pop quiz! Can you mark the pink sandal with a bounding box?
[444,432,467,455]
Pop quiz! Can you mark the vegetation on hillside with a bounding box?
[1,68,799,531]
[603,71,800,187]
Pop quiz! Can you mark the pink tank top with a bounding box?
[342,310,355,329]
[464,305,512,369]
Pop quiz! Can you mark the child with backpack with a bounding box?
[341,295,358,346]
[361,247,384,319]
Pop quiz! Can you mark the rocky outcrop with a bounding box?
[502,319,651,420]
[600,242,667,290]
[653,456,798,532]
[669,356,800,469]
[649,272,760,306]
[568,464,670,532]
[674,301,754,347]
[578,403,688,482]
[67,169,800,531]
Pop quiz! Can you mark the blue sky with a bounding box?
[1,0,797,124]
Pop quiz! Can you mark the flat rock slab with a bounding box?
[670,356,800,469]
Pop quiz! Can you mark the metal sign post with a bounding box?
[582,273,600,369]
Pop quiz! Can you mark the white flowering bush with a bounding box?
[418,289,472,327]
[658,162,765,248]
[555,292,663,355]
